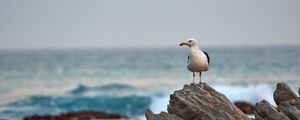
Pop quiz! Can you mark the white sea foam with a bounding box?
[213,84,275,105]
[149,95,169,113]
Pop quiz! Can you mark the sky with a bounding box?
[0,0,300,49]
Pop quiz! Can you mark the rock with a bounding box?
[254,100,289,120]
[167,83,249,120]
[23,110,128,120]
[276,99,300,120]
[274,82,299,105]
[273,83,300,119]
[146,82,300,120]
[278,105,300,120]
[145,109,183,120]
[234,101,255,114]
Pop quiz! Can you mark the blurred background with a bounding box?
[0,0,300,119]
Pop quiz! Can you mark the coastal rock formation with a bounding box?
[168,83,249,120]
[273,83,300,120]
[146,82,300,120]
[252,82,300,120]
[147,83,249,120]
[254,100,289,120]
[274,83,299,105]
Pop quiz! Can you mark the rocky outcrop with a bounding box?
[274,83,299,105]
[147,83,249,120]
[168,83,249,120]
[273,83,300,120]
[146,82,300,120]
[254,82,300,120]
[254,100,289,120]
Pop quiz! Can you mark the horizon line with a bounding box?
[0,44,299,51]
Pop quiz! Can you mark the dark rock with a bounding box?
[167,83,249,120]
[254,100,289,120]
[234,101,255,114]
[274,82,299,105]
[145,109,183,120]
[23,110,128,120]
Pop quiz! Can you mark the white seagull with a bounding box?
[179,39,210,84]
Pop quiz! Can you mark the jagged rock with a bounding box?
[234,101,255,114]
[145,109,183,120]
[273,83,300,120]
[254,100,289,120]
[167,83,249,120]
[274,82,299,105]
[146,82,300,120]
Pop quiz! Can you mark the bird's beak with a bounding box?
[179,42,187,46]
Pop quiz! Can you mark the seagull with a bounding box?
[179,39,210,84]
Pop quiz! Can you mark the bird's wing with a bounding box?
[187,55,190,63]
[203,51,210,64]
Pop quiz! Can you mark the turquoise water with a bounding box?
[0,46,300,119]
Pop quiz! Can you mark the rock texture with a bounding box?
[234,101,255,114]
[147,83,249,120]
[274,82,299,105]
[168,83,249,120]
[254,82,300,120]
[146,82,300,120]
[254,100,289,120]
[274,83,300,120]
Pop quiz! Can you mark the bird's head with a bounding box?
[179,39,198,47]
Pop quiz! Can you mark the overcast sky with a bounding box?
[0,0,300,49]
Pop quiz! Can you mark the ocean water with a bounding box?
[0,46,300,119]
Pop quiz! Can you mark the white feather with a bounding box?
[187,47,209,72]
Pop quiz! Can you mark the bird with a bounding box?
[179,39,210,84]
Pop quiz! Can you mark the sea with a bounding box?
[0,46,300,119]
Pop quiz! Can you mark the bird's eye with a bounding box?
[188,40,192,42]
